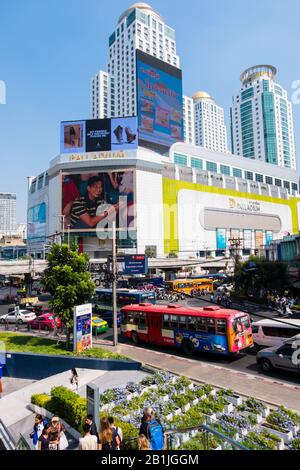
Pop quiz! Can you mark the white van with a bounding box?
[252,319,300,350]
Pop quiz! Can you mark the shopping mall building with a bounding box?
[27,141,300,260]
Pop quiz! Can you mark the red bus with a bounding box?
[121,304,253,356]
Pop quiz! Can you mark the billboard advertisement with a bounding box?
[266,231,273,246]
[60,117,138,154]
[108,255,148,275]
[73,304,92,354]
[62,171,135,233]
[136,50,183,152]
[243,230,252,249]
[216,229,227,250]
[255,230,264,249]
[27,203,47,241]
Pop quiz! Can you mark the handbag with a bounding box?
[59,431,69,451]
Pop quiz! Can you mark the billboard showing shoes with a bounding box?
[60,117,138,154]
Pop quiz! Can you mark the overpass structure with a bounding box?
[0,260,47,276]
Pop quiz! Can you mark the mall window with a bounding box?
[265,176,273,185]
[283,181,290,191]
[191,158,203,171]
[30,180,37,194]
[255,173,264,183]
[233,168,242,178]
[275,179,282,187]
[174,153,187,166]
[37,175,44,190]
[220,165,230,176]
[206,161,217,173]
[245,171,253,181]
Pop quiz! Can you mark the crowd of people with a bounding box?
[266,291,299,317]
[30,407,166,451]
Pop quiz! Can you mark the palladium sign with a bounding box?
[229,198,261,213]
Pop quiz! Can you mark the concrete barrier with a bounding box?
[3,352,141,380]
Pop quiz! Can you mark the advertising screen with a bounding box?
[136,50,183,152]
[108,255,148,275]
[27,203,47,241]
[62,171,135,233]
[243,230,252,249]
[216,229,227,250]
[255,231,264,249]
[73,304,92,354]
[266,231,273,246]
[60,117,138,154]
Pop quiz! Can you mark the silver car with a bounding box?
[0,309,36,325]
[256,334,300,374]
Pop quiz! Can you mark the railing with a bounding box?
[15,434,31,450]
[123,421,249,451]
[0,418,16,450]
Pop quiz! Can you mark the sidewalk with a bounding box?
[94,339,300,413]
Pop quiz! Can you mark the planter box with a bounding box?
[162,394,170,403]
[224,403,234,414]
[141,384,158,395]
[226,395,243,407]
[261,407,270,418]
[239,411,263,425]
[259,424,293,444]
[209,389,217,397]
[292,425,299,437]
[206,413,217,423]
[276,440,285,451]
[171,376,177,385]
[192,398,199,406]
[126,392,138,402]
[191,430,198,438]
[174,408,182,416]
[165,413,174,421]
[188,383,194,390]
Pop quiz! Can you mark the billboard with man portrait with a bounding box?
[62,171,135,234]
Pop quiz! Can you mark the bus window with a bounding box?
[136,312,147,330]
[207,318,216,333]
[187,316,197,331]
[216,319,226,335]
[196,318,207,332]
[170,315,178,329]
[163,314,171,329]
[127,311,137,325]
[178,316,187,329]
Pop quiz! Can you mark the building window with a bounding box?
[255,173,264,183]
[233,168,242,178]
[220,165,230,176]
[265,176,273,185]
[245,171,254,181]
[174,153,187,166]
[191,158,203,171]
[206,161,217,173]
[274,179,282,187]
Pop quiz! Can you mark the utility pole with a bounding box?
[112,221,118,347]
[67,225,71,248]
[228,237,243,269]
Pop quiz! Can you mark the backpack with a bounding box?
[111,427,122,450]
[147,420,164,451]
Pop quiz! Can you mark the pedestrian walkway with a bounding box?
[93,340,300,413]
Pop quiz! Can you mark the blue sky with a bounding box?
[0,0,299,223]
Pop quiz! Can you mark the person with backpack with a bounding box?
[139,408,166,451]
[108,416,122,450]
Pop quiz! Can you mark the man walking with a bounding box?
[79,424,98,451]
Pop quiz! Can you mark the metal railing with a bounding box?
[0,418,16,450]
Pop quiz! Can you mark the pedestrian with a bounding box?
[139,408,166,451]
[99,417,113,451]
[79,424,98,451]
[108,416,122,450]
[38,424,51,451]
[30,414,44,450]
[48,415,68,451]
[85,414,100,448]
[138,435,151,451]
[70,368,79,393]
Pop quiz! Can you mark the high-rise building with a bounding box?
[192,91,228,153]
[91,3,180,119]
[0,193,16,235]
[183,95,195,145]
[231,65,296,170]
[91,71,110,119]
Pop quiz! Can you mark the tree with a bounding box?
[41,244,95,350]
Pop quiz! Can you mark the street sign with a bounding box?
[108,255,148,275]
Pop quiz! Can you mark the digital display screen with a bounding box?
[136,50,183,153]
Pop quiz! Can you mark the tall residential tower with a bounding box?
[0,193,16,236]
[91,3,180,119]
[231,65,296,170]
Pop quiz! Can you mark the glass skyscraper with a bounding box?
[231,65,296,170]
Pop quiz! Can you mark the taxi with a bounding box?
[92,316,109,334]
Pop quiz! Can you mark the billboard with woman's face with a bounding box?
[62,171,135,234]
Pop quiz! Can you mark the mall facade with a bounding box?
[27,142,300,260]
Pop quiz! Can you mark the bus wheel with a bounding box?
[182,340,195,356]
[132,331,139,344]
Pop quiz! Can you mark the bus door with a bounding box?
[147,314,162,344]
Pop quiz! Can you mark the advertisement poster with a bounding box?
[243,230,252,249]
[60,118,138,154]
[230,229,240,240]
[73,304,92,354]
[60,121,86,154]
[136,50,183,151]
[216,228,227,250]
[27,203,47,241]
[255,230,264,249]
[174,330,228,355]
[266,231,273,246]
[62,171,135,232]
[108,255,148,275]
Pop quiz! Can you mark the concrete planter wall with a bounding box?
[259,424,293,444]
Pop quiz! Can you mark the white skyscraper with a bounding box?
[0,193,16,235]
[91,71,110,119]
[183,95,195,145]
[231,65,296,170]
[91,3,180,119]
[192,91,228,153]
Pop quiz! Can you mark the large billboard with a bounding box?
[60,117,138,154]
[73,304,92,354]
[27,203,47,241]
[62,171,135,233]
[136,50,183,153]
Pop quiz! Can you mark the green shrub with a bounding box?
[31,394,52,410]
[50,386,87,432]
[291,438,300,450]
